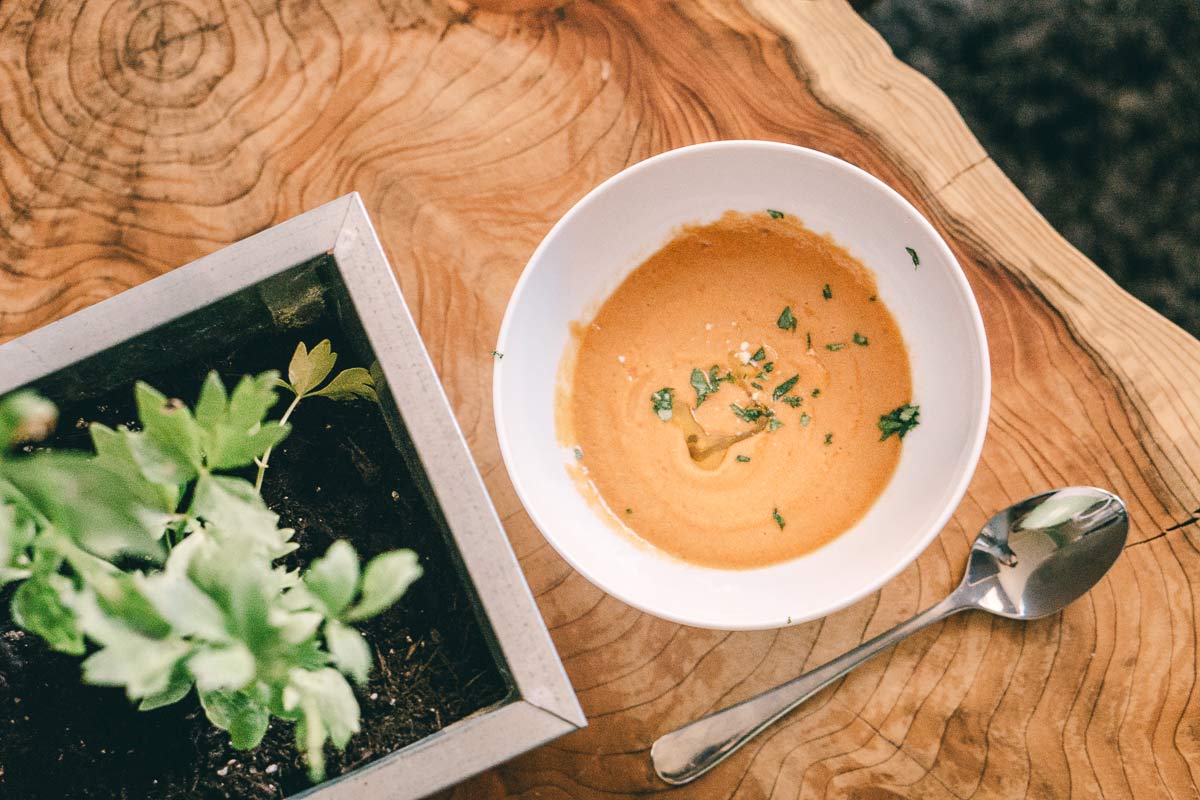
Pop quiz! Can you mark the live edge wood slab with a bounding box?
[0,0,1196,797]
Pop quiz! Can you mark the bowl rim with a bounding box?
[493,139,991,629]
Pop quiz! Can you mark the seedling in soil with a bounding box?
[0,345,417,782]
[256,340,378,491]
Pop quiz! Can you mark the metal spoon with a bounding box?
[651,486,1128,785]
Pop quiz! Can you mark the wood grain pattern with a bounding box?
[1,0,1196,797]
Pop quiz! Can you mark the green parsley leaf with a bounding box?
[768,418,783,431]
[691,369,720,407]
[824,433,833,445]
[196,372,290,471]
[730,403,765,423]
[201,688,271,750]
[800,413,811,426]
[906,246,920,267]
[853,332,869,346]
[288,340,338,397]
[777,306,797,332]
[806,332,813,350]
[825,343,846,351]
[285,667,361,782]
[134,382,205,481]
[574,447,583,460]
[822,284,832,300]
[325,619,372,685]
[5,451,168,562]
[344,550,423,622]
[651,388,675,421]
[767,209,785,219]
[878,403,921,441]
[191,473,297,559]
[625,508,633,514]
[773,509,785,529]
[750,382,764,390]
[189,644,256,693]
[763,362,775,373]
[12,574,85,655]
[736,455,751,463]
[811,388,821,397]
[304,540,360,618]
[781,396,803,408]
[310,368,377,403]
[869,295,877,302]
[490,350,504,359]
[772,374,800,401]
[751,346,766,363]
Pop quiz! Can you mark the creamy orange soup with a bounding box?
[558,211,916,569]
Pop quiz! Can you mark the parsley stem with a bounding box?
[254,391,304,493]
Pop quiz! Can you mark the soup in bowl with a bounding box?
[494,141,989,630]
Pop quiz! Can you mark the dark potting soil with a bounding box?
[0,320,510,799]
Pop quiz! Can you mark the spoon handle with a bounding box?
[651,596,964,785]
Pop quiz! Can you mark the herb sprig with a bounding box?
[772,374,800,402]
[730,403,767,424]
[878,403,920,440]
[651,388,675,421]
[258,340,377,491]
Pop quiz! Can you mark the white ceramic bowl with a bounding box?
[494,141,989,630]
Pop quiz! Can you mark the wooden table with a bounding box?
[2,1,1196,797]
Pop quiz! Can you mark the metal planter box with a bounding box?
[0,194,584,799]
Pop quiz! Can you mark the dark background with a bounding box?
[862,0,1200,334]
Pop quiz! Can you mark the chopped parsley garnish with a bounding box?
[777,306,797,332]
[691,367,724,407]
[878,403,920,440]
[806,332,813,350]
[651,387,675,421]
[868,295,877,302]
[736,455,751,463]
[768,418,783,431]
[811,388,821,398]
[489,350,504,359]
[730,403,765,423]
[750,381,764,390]
[772,374,800,401]
[781,396,803,408]
[906,246,920,267]
[574,447,583,460]
[853,332,869,346]
[763,362,775,373]
[824,433,833,445]
[773,509,786,529]
[822,284,832,300]
[800,412,811,426]
[767,209,785,219]
[751,346,766,363]
[825,342,846,351]
[625,508,633,514]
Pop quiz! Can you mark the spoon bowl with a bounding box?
[958,487,1129,619]
[651,486,1128,786]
